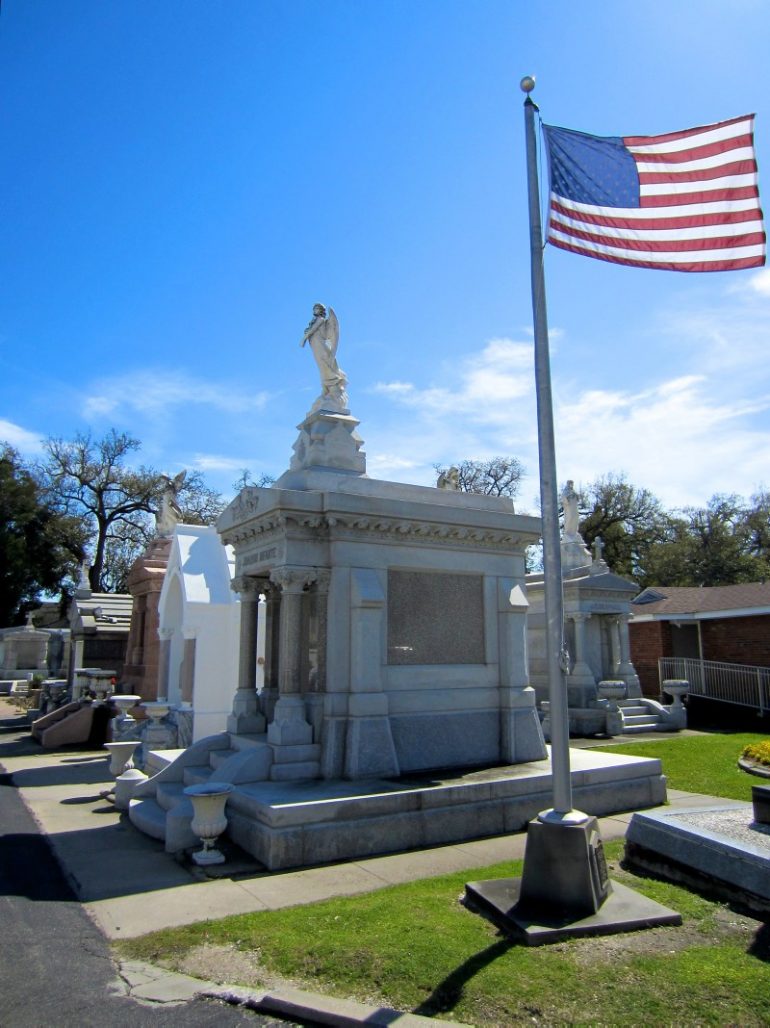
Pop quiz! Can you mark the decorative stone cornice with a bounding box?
[222,511,523,552]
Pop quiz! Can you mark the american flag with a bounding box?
[542,115,765,272]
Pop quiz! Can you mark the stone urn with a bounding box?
[110,694,142,738]
[662,679,689,709]
[596,680,628,704]
[104,740,140,778]
[184,782,233,866]
[141,699,176,750]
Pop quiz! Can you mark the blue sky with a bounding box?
[1,0,769,514]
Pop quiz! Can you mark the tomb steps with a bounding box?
[617,698,675,733]
[128,729,321,852]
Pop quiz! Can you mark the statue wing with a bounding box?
[326,307,340,356]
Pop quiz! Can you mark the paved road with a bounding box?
[0,718,295,1028]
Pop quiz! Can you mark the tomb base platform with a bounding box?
[224,747,666,870]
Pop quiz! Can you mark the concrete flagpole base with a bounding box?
[465,811,681,945]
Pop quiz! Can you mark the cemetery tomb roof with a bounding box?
[70,593,133,634]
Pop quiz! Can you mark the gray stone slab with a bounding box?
[464,876,681,945]
[626,805,770,911]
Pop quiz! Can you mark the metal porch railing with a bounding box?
[659,656,770,715]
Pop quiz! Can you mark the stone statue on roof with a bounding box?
[156,471,186,537]
[561,479,581,539]
[300,303,348,412]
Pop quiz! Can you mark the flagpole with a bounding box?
[521,75,579,821]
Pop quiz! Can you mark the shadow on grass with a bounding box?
[748,922,770,962]
[412,937,514,1017]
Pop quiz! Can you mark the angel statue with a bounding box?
[561,479,581,539]
[155,470,186,537]
[300,303,348,410]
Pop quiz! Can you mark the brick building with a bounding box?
[629,582,770,697]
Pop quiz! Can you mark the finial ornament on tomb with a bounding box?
[300,303,349,413]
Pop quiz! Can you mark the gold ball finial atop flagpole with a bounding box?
[520,75,536,94]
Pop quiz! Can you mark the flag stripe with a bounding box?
[634,140,755,169]
[639,186,759,208]
[550,222,765,253]
[551,195,761,222]
[624,115,753,150]
[638,158,756,184]
[543,114,765,272]
[549,232,765,270]
[550,209,765,243]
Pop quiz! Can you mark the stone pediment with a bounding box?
[564,568,638,599]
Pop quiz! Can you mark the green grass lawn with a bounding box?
[591,730,767,801]
[119,840,770,1026]
[118,733,770,1026]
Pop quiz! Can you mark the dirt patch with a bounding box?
[161,942,298,992]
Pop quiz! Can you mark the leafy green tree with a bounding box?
[645,494,769,587]
[0,444,85,624]
[567,473,670,584]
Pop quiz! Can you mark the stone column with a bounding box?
[305,570,330,744]
[344,568,399,778]
[260,581,280,722]
[267,567,315,746]
[157,628,173,701]
[131,597,147,665]
[313,569,330,693]
[499,582,547,763]
[227,576,266,735]
[566,612,596,708]
[614,613,642,697]
[179,629,196,706]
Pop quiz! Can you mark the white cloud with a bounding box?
[372,337,534,426]
[0,419,44,454]
[365,304,770,510]
[191,453,256,473]
[83,369,270,420]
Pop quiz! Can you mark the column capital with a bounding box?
[313,568,331,593]
[270,565,317,594]
[568,611,592,624]
[159,627,174,641]
[231,575,261,597]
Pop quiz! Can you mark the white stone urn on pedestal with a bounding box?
[597,680,627,737]
[104,740,140,778]
[110,694,142,738]
[141,699,176,750]
[662,679,689,709]
[184,782,233,865]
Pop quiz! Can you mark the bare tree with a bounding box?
[433,457,524,498]
[40,430,226,592]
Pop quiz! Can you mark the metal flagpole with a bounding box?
[521,75,578,822]
[462,80,682,938]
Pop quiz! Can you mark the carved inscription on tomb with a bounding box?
[241,545,281,570]
[387,570,484,665]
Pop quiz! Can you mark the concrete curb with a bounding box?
[119,961,470,1024]
[200,983,473,1026]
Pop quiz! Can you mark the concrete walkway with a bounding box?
[0,706,731,1025]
